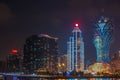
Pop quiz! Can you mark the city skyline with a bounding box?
[0,0,120,62]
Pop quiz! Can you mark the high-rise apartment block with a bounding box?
[7,49,22,72]
[23,34,58,73]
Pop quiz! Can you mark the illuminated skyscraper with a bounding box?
[94,16,114,63]
[67,24,84,72]
[23,34,58,73]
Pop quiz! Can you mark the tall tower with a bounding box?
[67,24,84,72]
[94,16,114,63]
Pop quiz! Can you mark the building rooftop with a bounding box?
[38,34,58,40]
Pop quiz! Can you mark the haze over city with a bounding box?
[0,0,120,62]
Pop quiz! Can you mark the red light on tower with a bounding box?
[75,23,79,27]
[11,49,18,54]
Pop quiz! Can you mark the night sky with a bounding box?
[0,0,120,62]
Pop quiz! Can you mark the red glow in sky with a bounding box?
[11,49,18,54]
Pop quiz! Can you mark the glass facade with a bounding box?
[67,25,84,72]
[23,34,58,73]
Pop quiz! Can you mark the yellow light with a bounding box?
[62,63,65,66]
[58,64,61,67]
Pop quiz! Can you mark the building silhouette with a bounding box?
[23,34,58,74]
[0,61,6,72]
[7,49,22,72]
[67,24,84,72]
[94,16,114,63]
[58,54,67,73]
[110,50,120,73]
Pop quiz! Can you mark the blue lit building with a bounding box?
[94,16,114,63]
[67,24,84,72]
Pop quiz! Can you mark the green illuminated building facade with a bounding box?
[94,16,114,63]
